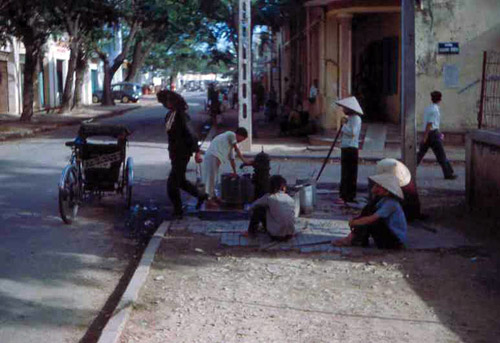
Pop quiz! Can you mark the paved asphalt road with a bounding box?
[0,91,208,343]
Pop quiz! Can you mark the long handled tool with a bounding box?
[315,124,343,183]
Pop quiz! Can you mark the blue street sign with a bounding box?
[438,42,459,54]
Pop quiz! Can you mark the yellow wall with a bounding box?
[322,15,340,130]
[415,0,500,131]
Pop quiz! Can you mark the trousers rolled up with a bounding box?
[417,129,454,178]
[202,153,221,198]
[168,156,200,214]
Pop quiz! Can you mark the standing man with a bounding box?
[417,91,457,180]
[335,96,364,205]
[157,90,208,219]
[203,128,251,206]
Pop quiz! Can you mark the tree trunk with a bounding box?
[101,56,114,106]
[59,40,79,113]
[125,40,153,83]
[97,21,140,107]
[20,42,41,122]
[72,47,87,109]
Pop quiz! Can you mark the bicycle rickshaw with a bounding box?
[58,123,134,224]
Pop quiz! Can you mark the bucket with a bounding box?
[299,185,314,215]
[296,178,317,207]
[221,173,254,205]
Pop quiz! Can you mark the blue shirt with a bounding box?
[423,104,440,130]
[375,197,407,244]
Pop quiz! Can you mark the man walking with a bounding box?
[417,91,457,180]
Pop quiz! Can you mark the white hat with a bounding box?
[335,96,364,115]
[376,158,411,187]
[369,174,404,200]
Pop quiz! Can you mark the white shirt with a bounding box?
[341,114,362,148]
[251,191,296,237]
[423,103,440,130]
[206,131,237,163]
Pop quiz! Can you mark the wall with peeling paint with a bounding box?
[415,0,500,132]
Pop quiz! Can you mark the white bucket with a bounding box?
[299,185,314,215]
[297,178,317,207]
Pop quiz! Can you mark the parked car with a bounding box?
[92,82,142,103]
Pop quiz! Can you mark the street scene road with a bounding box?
[1,92,499,343]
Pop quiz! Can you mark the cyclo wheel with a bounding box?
[125,157,134,208]
[58,165,80,224]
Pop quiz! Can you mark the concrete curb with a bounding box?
[97,220,171,343]
[0,105,140,142]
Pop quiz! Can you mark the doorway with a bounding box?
[352,13,401,123]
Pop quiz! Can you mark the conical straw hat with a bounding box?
[376,158,411,187]
[335,96,364,115]
[369,174,404,200]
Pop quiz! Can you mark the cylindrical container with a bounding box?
[293,191,301,218]
[221,173,241,204]
[299,185,314,215]
[297,178,317,207]
[240,173,254,203]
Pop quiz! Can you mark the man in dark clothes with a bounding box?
[157,90,208,219]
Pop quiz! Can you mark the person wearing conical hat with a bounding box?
[332,174,407,249]
[334,96,363,205]
[376,158,422,222]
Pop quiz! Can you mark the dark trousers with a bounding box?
[248,207,267,234]
[248,208,293,241]
[417,130,454,178]
[351,220,402,249]
[340,147,358,202]
[167,156,200,214]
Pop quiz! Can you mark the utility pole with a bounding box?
[401,0,417,178]
[238,0,252,151]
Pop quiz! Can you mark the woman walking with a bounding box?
[157,90,207,218]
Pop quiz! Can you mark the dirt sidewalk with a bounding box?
[119,186,500,343]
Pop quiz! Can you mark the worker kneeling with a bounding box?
[246,175,296,241]
[333,174,407,249]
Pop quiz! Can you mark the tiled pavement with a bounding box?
[171,190,475,254]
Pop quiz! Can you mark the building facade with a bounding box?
[0,27,125,115]
[272,0,500,134]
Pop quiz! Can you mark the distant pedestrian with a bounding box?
[203,128,251,206]
[335,96,363,204]
[332,174,407,249]
[245,175,296,240]
[157,90,208,219]
[207,83,220,120]
[417,91,457,180]
[308,79,318,104]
